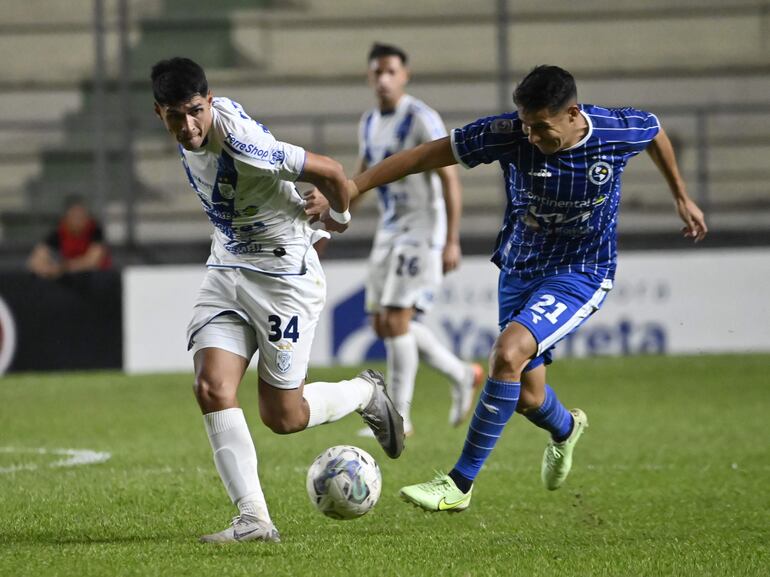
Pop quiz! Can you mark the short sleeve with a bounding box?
[213,98,306,181]
[607,108,661,155]
[413,105,448,144]
[628,110,660,153]
[358,111,373,163]
[450,113,522,169]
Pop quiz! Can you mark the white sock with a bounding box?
[304,376,374,428]
[203,408,271,524]
[385,332,418,425]
[410,321,467,384]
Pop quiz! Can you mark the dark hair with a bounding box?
[513,65,577,114]
[367,42,408,65]
[151,57,209,106]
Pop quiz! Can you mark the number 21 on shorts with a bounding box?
[529,294,567,325]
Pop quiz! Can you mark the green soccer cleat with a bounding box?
[541,408,589,491]
[399,473,472,512]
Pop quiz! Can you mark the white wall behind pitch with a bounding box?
[123,249,770,374]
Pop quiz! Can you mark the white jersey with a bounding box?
[179,97,323,275]
[358,94,448,248]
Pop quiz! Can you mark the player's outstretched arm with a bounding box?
[298,152,351,233]
[351,137,457,198]
[437,163,463,274]
[303,157,370,225]
[646,126,708,242]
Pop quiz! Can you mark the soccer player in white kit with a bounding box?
[307,44,483,436]
[151,57,404,544]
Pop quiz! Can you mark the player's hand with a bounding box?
[319,209,349,233]
[442,240,461,274]
[676,196,708,242]
[303,188,329,224]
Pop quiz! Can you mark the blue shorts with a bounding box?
[498,270,613,372]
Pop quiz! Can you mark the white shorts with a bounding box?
[187,250,326,389]
[365,241,442,314]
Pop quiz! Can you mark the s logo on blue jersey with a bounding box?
[588,161,613,186]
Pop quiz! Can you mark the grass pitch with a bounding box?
[1,354,768,577]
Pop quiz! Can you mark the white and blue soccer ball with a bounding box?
[306,445,382,520]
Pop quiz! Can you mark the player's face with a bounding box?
[518,105,582,155]
[154,93,213,151]
[368,56,409,109]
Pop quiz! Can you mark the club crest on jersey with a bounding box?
[276,347,293,374]
[490,118,515,133]
[588,161,613,186]
[217,182,236,200]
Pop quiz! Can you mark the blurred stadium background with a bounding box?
[1,3,769,576]
[0,0,768,369]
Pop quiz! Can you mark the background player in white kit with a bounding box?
[308,43,482,436]
[151,57,404,544]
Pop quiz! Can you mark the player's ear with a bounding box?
[567,104,581,121]
[153,102,162,119]
[206,91,213,105]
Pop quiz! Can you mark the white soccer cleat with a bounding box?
[449,363,485,427]
[356,369,405,458]
[541,408,589,491]
[356,422,413,438]
[199,514,281,544]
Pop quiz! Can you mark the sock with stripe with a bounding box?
[449,377,520,492]
[521,384,573,442]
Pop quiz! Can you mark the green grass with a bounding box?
[1,354,768,577]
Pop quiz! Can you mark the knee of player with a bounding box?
[379,312,410,337]
[193,375,234,406]
[489,340,530,376]
[262,412,304,435]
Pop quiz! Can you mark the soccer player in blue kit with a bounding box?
[318,65,708,511]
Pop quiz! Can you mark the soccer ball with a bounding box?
[306,445,382,520]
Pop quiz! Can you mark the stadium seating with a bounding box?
[1,0,768,256]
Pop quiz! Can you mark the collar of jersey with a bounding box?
[562,107,593,152]
[378,94,410,117]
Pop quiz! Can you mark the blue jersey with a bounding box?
[451,104,660,280]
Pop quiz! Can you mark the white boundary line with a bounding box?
[0,447,111,474]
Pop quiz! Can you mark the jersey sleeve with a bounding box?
[609,108,661,154]
[413,105,448,144]
[450,113,521,169]
[213,99,306,182]
[358,110,374,164]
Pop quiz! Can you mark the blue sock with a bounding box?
[523,384,573,442]
[451,377,520,486]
